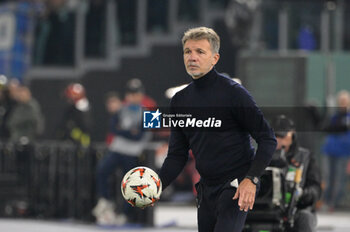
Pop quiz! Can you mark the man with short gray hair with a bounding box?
[158,27,277,231]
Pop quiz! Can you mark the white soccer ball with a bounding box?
[121,166,162,208]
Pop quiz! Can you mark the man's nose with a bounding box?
[188,53,198,61]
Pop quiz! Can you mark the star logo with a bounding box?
[143,109,162,128]
[150,109,162,122]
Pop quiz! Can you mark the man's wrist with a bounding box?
[245,175,259,185]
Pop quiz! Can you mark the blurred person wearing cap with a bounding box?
[6,85,44,144]
[125,78,157,109]
[322,90,350,211]
[272,115,322,232]
[56,83,92,147]
[93,82,150,225]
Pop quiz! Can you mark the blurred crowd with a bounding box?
[0,76,43,145]
[0,0,349,226]
[322,91,350,212]
[1,74,350,219]
[0,73,199,223]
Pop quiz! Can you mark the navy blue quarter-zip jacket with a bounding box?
[159,68,277,189]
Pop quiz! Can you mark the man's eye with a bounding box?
[184,50,191,54]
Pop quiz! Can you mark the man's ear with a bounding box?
[212,53,220,66]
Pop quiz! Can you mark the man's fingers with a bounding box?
[233,179,257,212]
[241,192,250,211]
[233,180,257,211]
[249,194,255,210]
[237,192,243,208]
[246,192,255,211]
[233,188,239,200]
[245,193,253,212]
[233,188,249,210]
[239,191,255,212]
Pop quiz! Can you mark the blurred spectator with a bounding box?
[105,91,122,115]
[298,24,316,51]
[225,0,261,48]
[7,78,20,100]
[0,75,15,140]
[56,83,92,147]
[33,0,76,66]
[104,91,122,145]
[6,85,43,144]
[289,1,321,50]
[93,81,149,225]
[125,78,157,110]
[322,90,350,211]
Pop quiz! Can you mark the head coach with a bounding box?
[158,27,277,232]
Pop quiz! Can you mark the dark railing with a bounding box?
[0,141,154,226]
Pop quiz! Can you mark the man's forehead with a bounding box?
[276,131,294,139]
[183,39,211,49]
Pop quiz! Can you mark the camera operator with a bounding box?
[272,115,322,232]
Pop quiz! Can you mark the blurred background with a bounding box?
[0,0,350,230]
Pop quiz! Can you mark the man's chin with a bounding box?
[187,71,204,79]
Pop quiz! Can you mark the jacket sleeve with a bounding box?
[231,85,277,178]
[158,96,189,190]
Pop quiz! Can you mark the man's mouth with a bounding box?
[188,64,199,68]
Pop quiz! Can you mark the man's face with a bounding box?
[125,92,143,105]
[16,87,31,103]
[337,94,350,111]
[106,97,122,114]
[276,131,294,152]
[183,39,219,79]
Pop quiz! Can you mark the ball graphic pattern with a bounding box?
[121,166,162,208]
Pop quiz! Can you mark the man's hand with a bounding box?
[233,178,256,212]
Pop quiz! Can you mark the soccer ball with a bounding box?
[121,166,162,208]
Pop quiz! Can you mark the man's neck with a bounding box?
[190,67,214,80]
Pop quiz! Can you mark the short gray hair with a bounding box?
[182,27,220,54]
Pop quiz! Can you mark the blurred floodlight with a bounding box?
[165,84,189,99]
[165,75,242,99]
[222,72,242,85]
[0,75,8,86]
[233,78,242,85]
